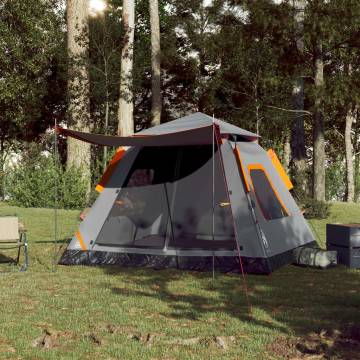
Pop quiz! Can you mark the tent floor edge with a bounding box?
[57,248,315,274]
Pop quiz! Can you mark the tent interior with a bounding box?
[96,144,237,252]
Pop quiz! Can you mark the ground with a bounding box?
[0,202,359,360]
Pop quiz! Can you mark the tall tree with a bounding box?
[345,107,355,202]
[67,0,91,194]
[88,5,123,171]
[312,37,325,201]
[117,0,135,136]
[291,0,308,194]
[149,0,161,126]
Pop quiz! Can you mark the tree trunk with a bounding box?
[67,0,91,195]
[103,90,109,172]
[117,0,135,136]
[291,0,308,195]
[354,124,360,201]
[149,0,161,127]
[283,130,291,173]
[312,42,325,201]
[345,109,355,202]
[103,58,109,172]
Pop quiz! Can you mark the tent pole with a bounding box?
[53,119,58,273]
[214,126,252,315]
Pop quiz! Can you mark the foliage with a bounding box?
[302,197,331,219]
[326,156,346,201]
[0,0,66,159]
[5,145,88,210]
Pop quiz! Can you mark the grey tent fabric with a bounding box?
[138,112,259,140]
[56,124,214,147]
[56,113,259,147]
[59,112,316,274]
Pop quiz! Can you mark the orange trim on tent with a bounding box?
[234,146,250,192]
[247,163,290,218]
[75,231,87,250]
[267,149,293,190]
[96,147,126,193]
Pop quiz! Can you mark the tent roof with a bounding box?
[57,112,259,147]
[57,124,214,147]
[139,112,259,140]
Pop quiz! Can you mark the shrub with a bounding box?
[326,157,346,201]
[5,152,88,210]
[302,198,331,219]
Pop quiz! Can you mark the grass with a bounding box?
[0,201,359,359]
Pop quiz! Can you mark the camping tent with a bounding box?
[58,112,316,274]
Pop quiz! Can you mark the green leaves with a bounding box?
[0,0,66,149]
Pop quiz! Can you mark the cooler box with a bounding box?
[326,224,360,269]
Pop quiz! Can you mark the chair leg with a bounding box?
[16,244,21,265]
[23,234,28,271]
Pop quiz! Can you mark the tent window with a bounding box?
[95,147,178,249]
[249,168,288,220]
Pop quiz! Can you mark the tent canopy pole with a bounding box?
[214,125,252,315]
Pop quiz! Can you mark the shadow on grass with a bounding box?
[102,264,360,339]
[0,252,17,263]
[34,239,70,244]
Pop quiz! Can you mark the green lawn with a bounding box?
[0,202,359,359]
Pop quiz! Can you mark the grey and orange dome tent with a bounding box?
[58,112,316,274]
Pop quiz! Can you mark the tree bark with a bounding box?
[345,108,355,202]
[354,124,360,201]
[149,0,161,127]
[291,0,308,195]
[312,42,325,201]
[117,0,135,136]
[67,0,91,195]
[283,130,291,173]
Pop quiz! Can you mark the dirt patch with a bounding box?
[32,328,76,349]
[85,332,103,346]
[266,336,300,359]
[266,325,360,360]
[0,339,16,355]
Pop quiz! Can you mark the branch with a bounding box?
[265,105,312,115]
[333,126,344,139]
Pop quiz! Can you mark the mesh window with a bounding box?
[96,145,236,251]
[250,168,288,220]
[95,147,178,248]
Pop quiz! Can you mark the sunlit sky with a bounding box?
[89,0,106,16]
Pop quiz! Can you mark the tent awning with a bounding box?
[56,125,216,147]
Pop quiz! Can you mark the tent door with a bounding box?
[168,146,236,250]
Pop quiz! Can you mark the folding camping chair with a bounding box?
[0,216,28,271]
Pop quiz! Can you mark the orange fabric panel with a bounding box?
[248,163,290,217]
[75,231,87,251]
[96,147,126,193]
[266,149,293,190]
[234,147,250,192]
